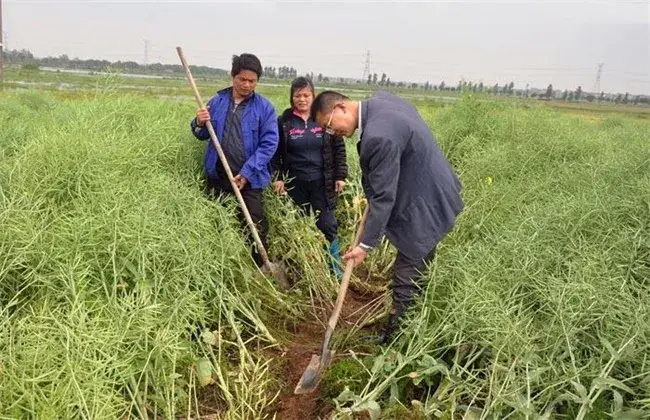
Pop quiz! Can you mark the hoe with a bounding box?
[176,46,290,290]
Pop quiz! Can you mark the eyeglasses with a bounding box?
[325,107,337,135]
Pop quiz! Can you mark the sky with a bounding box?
[3,0,649,94]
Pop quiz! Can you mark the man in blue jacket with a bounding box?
[191,53,279,268]
[311,90,464,344]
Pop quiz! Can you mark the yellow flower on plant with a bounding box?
[485,176,493,185]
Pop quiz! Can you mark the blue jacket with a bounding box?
[190,87,279,189]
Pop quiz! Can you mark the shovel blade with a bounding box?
[262,261,290,290]
[293,350,335,394]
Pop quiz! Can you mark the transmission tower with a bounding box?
[593,62,604,93]
[143,39,150,65]
[361,50,371,82]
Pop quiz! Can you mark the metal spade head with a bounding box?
[262,261,290,290]
[293,350,336,394]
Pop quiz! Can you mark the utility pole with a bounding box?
[1,0,4,89]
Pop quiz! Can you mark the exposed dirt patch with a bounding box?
[192,384,227,419]
[272,284,385,420]
[274,320,331,420]
[191,274,388,419]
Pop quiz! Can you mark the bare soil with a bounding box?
[272,287,384,420]
[193,283,386,420]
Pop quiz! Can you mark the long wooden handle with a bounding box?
[176,47,271,268]
[350,204,370,251]
[320,204,370,354]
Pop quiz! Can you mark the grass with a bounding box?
[0,88,319,418]
[1,75,649,419]
[340,95,650,419]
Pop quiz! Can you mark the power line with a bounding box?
[6,39,649,94]
[5,39,646,78]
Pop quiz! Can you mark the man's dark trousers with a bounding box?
[380,246,437,344]
[205,175,269,268]
[392,247,437,312]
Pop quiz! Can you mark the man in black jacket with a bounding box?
[311,90,464,344]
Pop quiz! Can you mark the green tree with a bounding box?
[546,84,553,99]
[21,61,40,71]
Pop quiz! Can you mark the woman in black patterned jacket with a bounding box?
[271,77,348,279]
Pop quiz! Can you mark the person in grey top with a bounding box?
[310,90,464,344]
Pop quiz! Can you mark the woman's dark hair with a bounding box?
[290,77,315,107]
[231,53,263,79]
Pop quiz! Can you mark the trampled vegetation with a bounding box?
[0,84,648,419]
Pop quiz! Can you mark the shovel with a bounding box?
[294,205,370,394]
[176,47,289,290]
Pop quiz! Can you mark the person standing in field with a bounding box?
[191,53,279,268]
[310,90,464,344]
[271,77,348,279]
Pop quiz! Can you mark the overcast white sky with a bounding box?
[3,0,649,94]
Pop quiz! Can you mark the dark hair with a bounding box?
[231,53,262,79]
[310,90,350,121]
[289,77,315,108]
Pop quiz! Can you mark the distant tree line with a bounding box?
[263,66,298,79]
[3,48,647,104]
[536,84,647,105]
[2,49,229,77]
[415,80,648,105]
